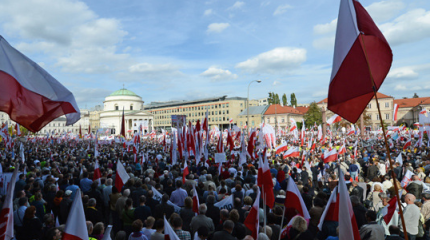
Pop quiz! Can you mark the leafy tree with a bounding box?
[290,93,297,107]
[282,94,287,106]
[361,109,372,126]
[274,93,280,104]
[267,92,280,104]
[303,102,322,126]
[268,92,274,105]
[413,93,419,98]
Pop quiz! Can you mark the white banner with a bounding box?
[151,186,181,213]
[401,170,413,188]
[214,194,233,210]
[214,153,226,163]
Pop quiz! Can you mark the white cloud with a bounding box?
[388,67,419,79]
[394,84,422,91]
[0,0,128,74]
[272,81,281,86]
[365,0,405,23]
[273,4,292,16]
[204,9,213,16]
[129,63,178,74]
[236,47,306,74]
[313,19,337,35]
[380,8,430,45]
[312,36,335,50]
[227,1,245,11]
[201,66,238,81]
[207,23,230,33]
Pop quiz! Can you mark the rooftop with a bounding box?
[238,105,269,116]
[264,104,304,115]
[108,88,139,97]
[317,92,392,104]
[394,97,430,108]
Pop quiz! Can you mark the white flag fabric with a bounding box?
[63,191,89,240]
[395,153,403,166]
[164,216,180,240]
[0,166,19,240]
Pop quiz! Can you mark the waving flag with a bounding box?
[63,191,89,240]
[283,147,300,159]
[275,142,289,154]
[257,154,275,208]
[285,175,311,221]
[192,185,199,214]
[164,216,180,240]
[115,160,130,191]
[393,104,399,121]
[327,114,342,125]
[244,190,260,239]
[0,36,80,132]
[380,196,398,224]
[338,171,361,240]
[327,0,392,123]
[0,167,18,240]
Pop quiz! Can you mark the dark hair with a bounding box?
[132,219,143,232]
[389,225,400,235]
[18,197,28,206]
[155,219,164,230]
[365,210,377,221]
[139,195,146,204]
[162,194,169,203]
[197,226,209,238]
[24,206,36,219]
[171,216,183,228]
[175,180,182,188]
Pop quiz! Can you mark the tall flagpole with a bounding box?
[360,33,408,240]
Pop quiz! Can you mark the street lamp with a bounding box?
[247,80,262,132]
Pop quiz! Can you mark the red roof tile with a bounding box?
[264,104,303,115]
[393,97,430,108]
[317,92,392,104]
[295,106,309,114]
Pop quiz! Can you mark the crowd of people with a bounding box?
[2,130,430,240]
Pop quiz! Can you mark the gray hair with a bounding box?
[123,189,130,197]
[88,198,96,207]
[223,220,234,230]
[350,195,360,205]
[198,204,207,215]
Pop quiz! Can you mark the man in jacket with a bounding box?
[212,220,237,240]
[190,204,215,237]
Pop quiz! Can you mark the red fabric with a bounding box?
[284,191,304,221]
[383,196,397,224]
[277,170,285,183]
[327,1,392,123]
[120,108,125,136]
[182,166,189,184]
[325,194,340,221]
[115,172,124,191]
[62,232,85,240]
[0,71,77,132]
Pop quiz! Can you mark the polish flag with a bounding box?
[348,125,355,135]
[323,148,338,163]
[14,123,21,136]
[63,191,89,240]
[283,147,300,159]
[229,118,233,123]
[226,129,234,152]
[338,171,361,240]
[338,143,346,155]
[318,186,339,230]
[420,108,428,116]
[275,142,289,154]
[115,160,130,191]
[326,114,342,125]
[317,125,323,141]
[395,153,403,166]
[393,104,399,121]
[164,216,180,240]
[380,196,398,224]
[120,107,125,137]
[0,36,80,132]
[403,138,411,151]
[284,175,311,221]
[327,0,392,123]
[300,120,305,146]
[290,118,297,132]
[182,161,189,184]
[216,135,224,153]
[0,167,18,240]
[244,190,260,239]
[257,154,275,208]
[93,160,101,184]
[192,185,199,214]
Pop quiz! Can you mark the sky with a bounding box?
[1,0,430,109]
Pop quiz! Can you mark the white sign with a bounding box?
[214,194,233,210]
[215,153,226,163]
[151,186,181,213]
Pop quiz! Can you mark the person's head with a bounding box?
[184,197,192,209]
[291,216,307,233]
[139,195,146,205]
[86,221,94,235]
[106,178,113,186]
[365,210,377,222]
[93,222,105,235]
[24,206,36,219]
[171,216,183,230]
[125,198,133,209]
[46,227,62,240]
[175,180,182,189]
[18,197,28,207]
[223,220,234,233]
[220,209,229,221]
[244,196,252,206]
[123,189,130,197]
[162,194,169,203]
[155,219,164,231]
[132,219,143,233]
[206,195,215,205]
[197,226,209,240]
[389,225,400,235]
[405,193,416,204]
[229,209,240,223]
[423,193,430,201]
[145,217,155,228]
[350,195,360,206]
[234,197,242,208]
[115,231,126,240]
[88,198,96,207]
[198,204,207,215]
[374,184,381,192]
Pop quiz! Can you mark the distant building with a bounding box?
[237,105,269,127]
[258,98,269,106]
[394,97,430,126]
[263,104,308,129]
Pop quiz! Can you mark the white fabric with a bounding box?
[64,191,89,240]
[338,171,357,239]
[164,216,180,240]
[116,160,130,185]
[287,175,310,220]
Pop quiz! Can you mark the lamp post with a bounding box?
[247,80,262,134]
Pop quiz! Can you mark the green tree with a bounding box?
[274,93,280,104]
[290,93,297,107]
[282,94,287,106]
[413,93,419,98]
[268,92,273,105]
[303,102,322,126]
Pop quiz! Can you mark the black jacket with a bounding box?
[212,230,237,240]
[350,186,364,202]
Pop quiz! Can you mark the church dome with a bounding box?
[109,88,139,97]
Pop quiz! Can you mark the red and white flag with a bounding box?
[393,104,399,121]
[257,154,275,208]
[380,196,398,224]
[115,160,130,191]
[403,138,411,151]
[326,114,342,125]
[0,167,18,240]
[327,0,392,123]
[182,161,189,184]
[348,124,355,135]
[338,143,346,155]
[318,186,339,230]
[401,169,413,187]
[283,147,300,159]
[244,190,260,239]
[14,124,21,136]
[338,171,361,240]
[284,175,311,221]
[275,142,289,154]
[192,185,199,214]
[0,37,80,132]
[62,191,89,240]
[290,118,297,132]
[93,160,101,184]
[323,148,338,163]
[229,118,233,123]
[164,216,180,240]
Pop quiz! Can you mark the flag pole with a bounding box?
[359,33,408,240]
[277,206,285,240]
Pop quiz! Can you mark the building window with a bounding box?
[223,117,225,121]
[130,105,133,110]
[385,102,389,108]
[368,104,371,109]
[267,118,270,123]
[223,110,225,114]
[376,114,380,120]
[219,111,221,114]
[115,105,119,111]
[227,110,229,114]
[385,113,389,120]
[252,121,255,126]
[240,103,243,107]
[240,121,243,126]
[282,118,285,123]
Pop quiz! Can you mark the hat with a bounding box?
[65,190,72,196]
